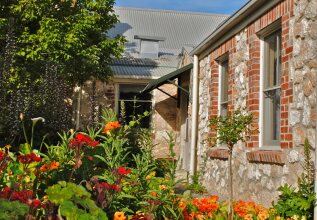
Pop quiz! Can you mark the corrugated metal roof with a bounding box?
[109,7,228,55]
[109,7,228,78]
[112,57,178,67]
[111,57,178,79]
[111,65,177,79]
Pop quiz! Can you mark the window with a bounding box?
[118,84,152,128]
[262,29,281,147]
[219,59,229,117]
[217,58,229,148]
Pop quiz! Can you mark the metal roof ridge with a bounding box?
[114,6,229,17]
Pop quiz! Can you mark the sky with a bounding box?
[115,0,249,15]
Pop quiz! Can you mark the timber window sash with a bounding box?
[219,59,229,117]
[216,58,229,149]
[261,29,281,148]
[117,84,152,128]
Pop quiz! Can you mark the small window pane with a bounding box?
[220,59,229,117]
[221,60,229,103]
[264,30,281,88]
[118,84,152,128]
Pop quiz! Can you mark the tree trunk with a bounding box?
[228,145,234,220]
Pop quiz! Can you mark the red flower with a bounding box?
[0,188,41,208]
[4,187,10,192]
[94,182,121,193]
[0,151,6,161]
[30,199,42,208]
[17,153,42,164]
[69,133,99,149]
[116,167,131,175]
[89,141,99,148]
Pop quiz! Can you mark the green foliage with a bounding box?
[46,181,108,220]
[209,109,253,220]
[4,0,125,84]
[272,139,315,219]
[0,198,28,220]
[209,109,253,149]
[186,171,207,194]
[0,0,124,145]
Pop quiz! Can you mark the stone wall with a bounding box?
[152,84,179,158]
[197,0,316,207]
[290,0,317,149]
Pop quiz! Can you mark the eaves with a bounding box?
[190,0,283,59]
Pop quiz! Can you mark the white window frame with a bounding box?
[259,22,282,150]
[218,59,229,117]
[217,55,229,148]
[114,79,153,128]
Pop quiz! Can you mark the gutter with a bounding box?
[189,55,199,176]
[314,76,317,219]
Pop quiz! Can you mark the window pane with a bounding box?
[264,30,281,88]
[272,89,281,140]
[119,84,151,100]
[221,60,229,102]
[263,89,281,145]
[220,103,228,117]
[118,100,151,128]
[118,84,152,128]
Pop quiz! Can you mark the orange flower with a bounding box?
[159,184,167,190]
[113,211,126,220]
[150,191,157,197]
[244,213,253,220]
[40,161,60,172]
[257,210,269,220]
[102,121,121,135]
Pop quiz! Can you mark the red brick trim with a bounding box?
[246,150,285,165]
[207,149,229,160]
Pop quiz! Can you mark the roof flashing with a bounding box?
[134,35,166,41]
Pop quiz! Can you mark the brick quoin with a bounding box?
[208,0,293,155]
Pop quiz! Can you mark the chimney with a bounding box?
[134,35,165,59]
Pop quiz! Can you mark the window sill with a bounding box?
[207,148,229,160]
[246,150,285,165]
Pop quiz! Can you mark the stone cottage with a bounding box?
[188,0,317,206]
[73,7,228,158]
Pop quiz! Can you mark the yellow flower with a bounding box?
[292,215,300,220]
[5,145,12,149]
[244,214,253,220]
[159,184,167,190]
[24,176,30,183]
[196,214,205,220]
[113,211,126,220]
[275,216,281,220]
[145,171,156,180]
[301,216,307,220]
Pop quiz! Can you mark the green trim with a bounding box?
[140,63,193,95]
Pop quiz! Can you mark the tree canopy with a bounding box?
[0,0,125,145]
[0,0,125,84]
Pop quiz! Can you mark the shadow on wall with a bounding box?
[155,96,177,131]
